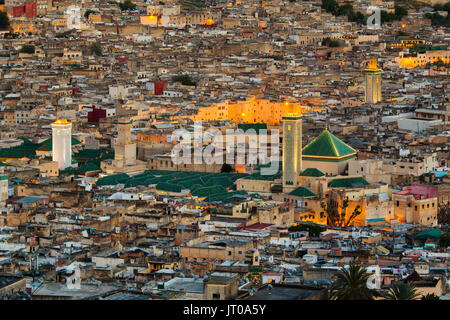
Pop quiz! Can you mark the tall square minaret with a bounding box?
[52,119,72,169]
[282,113,302,193]
[114,120,136,168]
[364,58,382,104]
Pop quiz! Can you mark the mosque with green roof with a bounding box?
[282,110,358,193]
[301,128,357,176]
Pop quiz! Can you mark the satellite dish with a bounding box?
[66,266,81,290]
[366,265,381,289]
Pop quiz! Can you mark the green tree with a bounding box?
[84,9,98,19]
[321,0,339,15]
[321,198,362,227]
[439,232,450,248]
[91,42,102,56]
[394,5,408,19]
[20,44,35,54]
[173,74,197,86]
[338,4,354,16]
[119,0,137,11]
[384,282,420,300]
[0,11,10,29]
[288,223,325,237]
[329,264,380,300]
[220,163,232,173]
[322,37,340,47]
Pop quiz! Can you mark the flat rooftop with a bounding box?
[32,282,121,299]
[0,275,24,289]
[103,292,150,300]
[243,284,325,300]
[163,277,204,293]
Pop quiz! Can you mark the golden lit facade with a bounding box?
[364,59,382,104]
[282,112,302,193]
[189,97,313,125]
[397,50,450,69]
[388,39,426,49]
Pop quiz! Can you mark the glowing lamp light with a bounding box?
[401,24,406,28]
[241,113,245,117]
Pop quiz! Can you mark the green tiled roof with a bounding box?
[328,177,369,188]
[288,186,316,197]
[78,162,101,173]
[96,173,130,186]
[156,182,183,193]
[413,229,442,239]
[204,190,248,203]
[191,185,227,197]
[300,168,325,177]
[73,149,107,160]
[302,130,357,159]
[0,137,39,159]
[59,168,78,176]
[237,123,268,133]
[37,137,82,152]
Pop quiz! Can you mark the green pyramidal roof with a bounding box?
[289,186,316,197]
[37,137,82,152]
[300,168,325,177]
[302,130,357,159]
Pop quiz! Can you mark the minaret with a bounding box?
[52,108,72,169]
[364,58,382,104]
[114,119,136,168]
[282,103,302,193]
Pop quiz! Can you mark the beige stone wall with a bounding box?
[180,240,252,262]
[37,161,59,177]
[204,281,238,300]
[392,194,438,225]
[236,178,273,193]
[302,159,344,176]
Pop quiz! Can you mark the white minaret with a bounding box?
[52,119,72,169]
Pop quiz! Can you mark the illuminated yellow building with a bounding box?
[189,97,314,125]
[388,39,426,49]
[364,59,382,104]
[397,50,450,69]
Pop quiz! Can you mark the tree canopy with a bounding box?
[384,282,420,300]
[20,45,35,54]
[119,0,137,11]
[321,198,362,227]
[329,264,380,300]
[321,0,407,25]
[0,11,10,29]
[173,74,197,86]
[91,42,102,56]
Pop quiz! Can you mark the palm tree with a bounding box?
[384,282,420,300]
[421,293,439,300]
[329,264,380,300]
